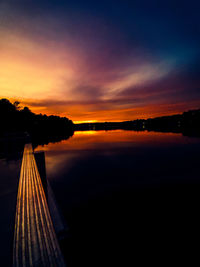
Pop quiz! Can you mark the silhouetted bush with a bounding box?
[0,98,74,144]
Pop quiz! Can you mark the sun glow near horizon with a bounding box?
[0,1,200,122]
[74,120,98,124]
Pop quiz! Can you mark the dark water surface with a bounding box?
[0,157,20,266]
[35,130,200,266]
[1,130,200,266]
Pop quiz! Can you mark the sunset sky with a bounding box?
[0,0,200,122]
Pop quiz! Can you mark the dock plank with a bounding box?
[13,144,66,267]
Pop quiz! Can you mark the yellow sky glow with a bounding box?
[1,31,199,122]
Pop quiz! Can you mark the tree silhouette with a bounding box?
[0,98,74,145]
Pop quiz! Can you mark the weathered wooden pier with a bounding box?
[13,144,66,266]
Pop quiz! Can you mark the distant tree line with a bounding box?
[75,109,200,137]
[1,98,200,142]
[0,98,74,145]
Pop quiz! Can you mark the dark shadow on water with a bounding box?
[46,139,200,266]
[60,184,200,266]
[0,131,74,161]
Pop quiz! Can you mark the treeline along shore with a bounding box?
[75,109,200,137]
[1,98,200,146]
[0,98,74,150]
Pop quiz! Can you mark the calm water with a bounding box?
[36,130,200,266]
[1,130,200,266]
[0,157,20,266]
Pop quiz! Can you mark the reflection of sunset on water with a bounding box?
[35,130,195,156]
[34,130,200,178]
[75,131,98,135]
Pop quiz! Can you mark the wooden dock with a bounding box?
[13,144,66,267]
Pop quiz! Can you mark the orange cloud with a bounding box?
[1,24,199,123]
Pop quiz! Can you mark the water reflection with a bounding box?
[35,129,194,153]
[34,130,200,266]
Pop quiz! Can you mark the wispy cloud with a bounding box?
[0,0,200,121]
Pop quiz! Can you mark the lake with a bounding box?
[1,130,200,266]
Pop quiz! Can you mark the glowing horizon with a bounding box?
[0,1,200,122]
